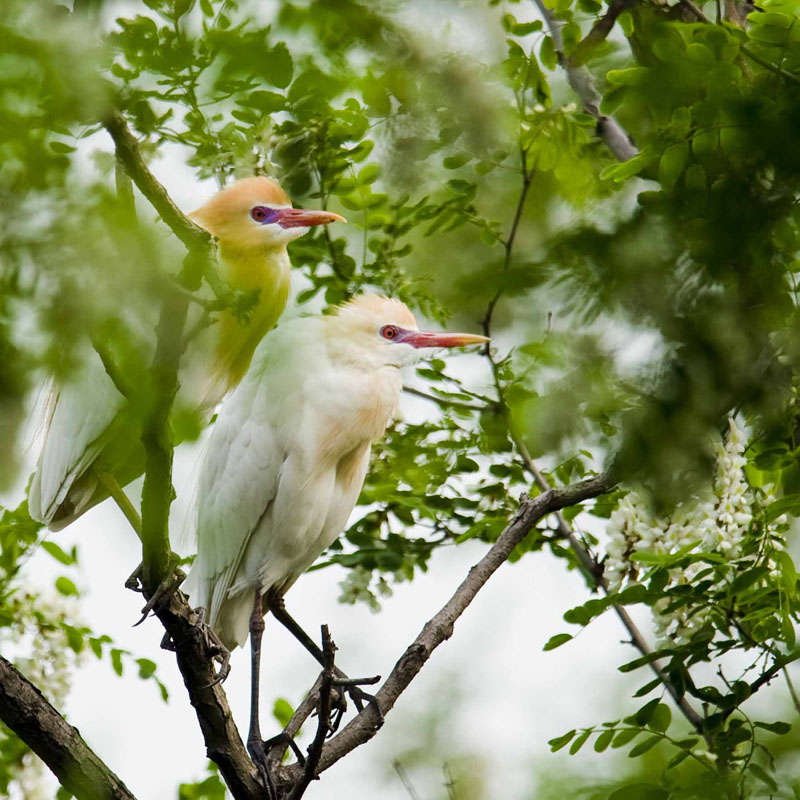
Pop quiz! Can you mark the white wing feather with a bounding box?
[28,352,125,525]
[186,319,317,634]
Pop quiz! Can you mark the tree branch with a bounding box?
[0,655,136,800]
[403,386,487,412]
[274,474,615,784]
[149,590,265,799]
[103,112,238,307]
[139,285,190,589]
[531,0,638,162]
[288,627,336,800]
[105,111,267,798]
[103,113,211,254]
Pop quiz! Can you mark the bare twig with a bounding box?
[393,760,423,800]
[106,113,267,799]
[403,386,487,412]
[103,113,211,254]
[0,656,137,800]
[444,763,457,800]
[571,0,639,66]
[749,649,800,695]
[288,627,337,800]
[531,0,638,161]
[273,474,615,781]
[103,113,237,307]
[94,468,142,540]
[783,667,800,714]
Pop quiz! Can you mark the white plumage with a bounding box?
[28,177,343,529]
[186,294,489,650]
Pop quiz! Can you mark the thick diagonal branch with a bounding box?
[105,112,266,798]
[532,0,638,161]
[0,655,136,800]
[103,113,237,305]
[274,474,615,785]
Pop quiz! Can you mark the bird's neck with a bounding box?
[209,245,291,401]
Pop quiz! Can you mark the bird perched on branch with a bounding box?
[184,293,488,765]
[29,176,344,530]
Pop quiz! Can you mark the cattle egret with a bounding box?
[184,293,489,768]
[28,177,344,530]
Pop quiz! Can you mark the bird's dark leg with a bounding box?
[124,556,186,626]
[266,590,383,726]
[246,590,276,800]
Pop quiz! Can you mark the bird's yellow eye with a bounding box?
[380,325,398,340]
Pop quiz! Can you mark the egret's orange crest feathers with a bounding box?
[335,294,417,328]
[190,177,290,237]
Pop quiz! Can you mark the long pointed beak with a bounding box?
[276,208,347,229]
[403,331,490,349]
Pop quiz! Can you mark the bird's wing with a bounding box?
[29,353,125,524]
[189,343,297,626]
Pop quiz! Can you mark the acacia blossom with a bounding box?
[604,418,775,645]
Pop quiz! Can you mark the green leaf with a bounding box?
[264,42,293,88]
[599,153,652,182]
[611,728,641,748]
[748,764,778,791]
[540,36,557,71]
[766,494,800,521]
[137,658,157,679]
[648,703,671,733]
[777,550,798,599]
[245,91,286,113]
[543,633,572,651]
[754,720,792,735]
[729,566,769,594]
[357,164,381,185]
[42,541,75,565]
[628,735,662,757]
[110,648,124,677]
[49,141,76,154]
[55,576,79,596]
[658,142,689,189]
[635,698,660,726]
[548,729,576,751]
[273,698,294,728]
[443,153,470,169]
[569,729,592,754]
[594,729,614,752]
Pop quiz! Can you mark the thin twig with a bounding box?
[443,763,457,800]
[288,626,337,800]
[783,667,800,714]
[94,468,142,541]
[403,386,487,412]
[272,474,615,782]
[90,336,136,400]
[393,760,423,800]
[531,0,638,161]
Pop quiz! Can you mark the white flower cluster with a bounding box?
[2,590,87,800]
[604,418,773,646]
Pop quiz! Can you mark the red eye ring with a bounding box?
[251,206,267,222]
[380,325,398,340]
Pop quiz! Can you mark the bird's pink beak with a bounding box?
[275,208,347,229]
[402,331,490,349]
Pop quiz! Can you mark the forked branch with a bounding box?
[273,474,615,783]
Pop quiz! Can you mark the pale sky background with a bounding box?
[5,2,800,798]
